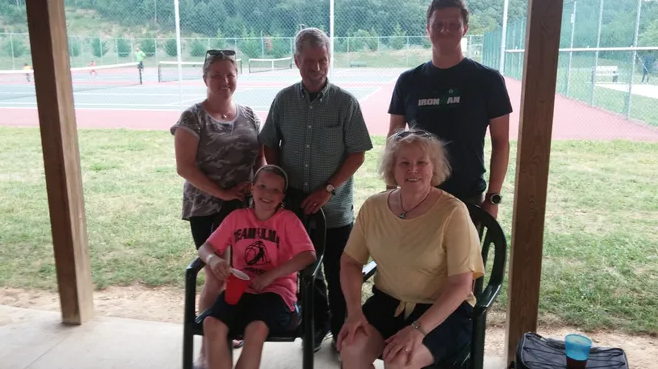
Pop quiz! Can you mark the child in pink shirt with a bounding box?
[197,165,317,369]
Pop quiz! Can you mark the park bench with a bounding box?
[592,65,619,83]
[362,203,508,369]
[349,61,367,67]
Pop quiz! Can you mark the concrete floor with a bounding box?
[0,305,506,369]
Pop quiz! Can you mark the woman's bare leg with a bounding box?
[340,328,385,369]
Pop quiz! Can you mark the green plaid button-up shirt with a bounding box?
[259,81,373,228]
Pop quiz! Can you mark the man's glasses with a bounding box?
[205,49,236,61]
[393,129,434,140]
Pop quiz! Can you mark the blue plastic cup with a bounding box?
[565,334,592,368]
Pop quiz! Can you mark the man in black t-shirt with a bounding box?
[387,0,512,218]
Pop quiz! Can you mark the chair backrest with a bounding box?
[465,203,507,306]
[299,209,327,257]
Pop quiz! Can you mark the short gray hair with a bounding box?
[294,28,331,58]
[202,52,238,79]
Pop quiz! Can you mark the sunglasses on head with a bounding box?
[393,130,433,140]
[205,49,236,60]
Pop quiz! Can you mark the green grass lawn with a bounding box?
[1,127,657,335]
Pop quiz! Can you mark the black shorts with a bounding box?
[362,286,473,364]
[188,200,243,250]
[205,292,293,337]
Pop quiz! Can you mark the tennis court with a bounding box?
[2,59,658,140]
[0,59,403,135]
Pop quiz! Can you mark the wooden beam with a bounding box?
[25,0,94,325]
[505,0,564,363]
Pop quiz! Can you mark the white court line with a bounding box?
[166,96,205,106]
[0,101,180,107]
[163,88,257,106]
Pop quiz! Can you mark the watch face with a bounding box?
[326,184,335,192]
[490,194,502,204]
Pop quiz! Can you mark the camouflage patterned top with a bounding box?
[170,103,261,220]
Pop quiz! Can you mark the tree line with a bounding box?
[1,0,657,48]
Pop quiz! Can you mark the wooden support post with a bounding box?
[25,0,94,325]
[505,0,564,363]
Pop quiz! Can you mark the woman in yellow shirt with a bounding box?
[336,129,485,368]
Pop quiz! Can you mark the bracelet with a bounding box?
[411,320,428,336]
[205,254,215,265]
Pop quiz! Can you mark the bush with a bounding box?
[2,38,27,58]
[189,39,206,57]
[239,29,260,59]
[213,30,228,50]
[268,35,290,58]
[367,28,379,51]
[68,37,80,57]
[91,38,109,58]
[350,29,371,51]
[140,37,156,57]
[165,39,178,57]
[117,38,131,58]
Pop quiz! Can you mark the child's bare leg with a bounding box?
[235,321,269,369]
[203,317,232,369]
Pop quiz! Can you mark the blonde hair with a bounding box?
[378,129,451,187]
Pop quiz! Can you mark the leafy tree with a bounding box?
[390,23,407,50]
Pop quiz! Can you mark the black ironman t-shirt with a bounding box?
[388,58,513,200]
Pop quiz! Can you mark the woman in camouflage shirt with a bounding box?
[171,49,264,365]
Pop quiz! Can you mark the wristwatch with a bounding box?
[411,320,428,336]
[325,182,336,195]
[486,193,502,205]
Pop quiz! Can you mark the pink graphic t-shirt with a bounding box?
[207,208,316,311]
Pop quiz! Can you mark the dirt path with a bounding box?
[1,286,656,368]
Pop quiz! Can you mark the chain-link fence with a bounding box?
[0,0,486,69]
[483,0,658,128]
[0,0,487,121]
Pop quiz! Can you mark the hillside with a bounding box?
[0,0,528,39]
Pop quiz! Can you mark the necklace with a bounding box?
[398,189,431,219]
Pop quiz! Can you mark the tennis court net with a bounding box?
[0,62,142,101]
[248,57,293,73]
[157,60,243,82]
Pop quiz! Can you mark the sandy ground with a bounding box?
[1,285,656,368]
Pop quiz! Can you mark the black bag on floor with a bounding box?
[511,332,629,369]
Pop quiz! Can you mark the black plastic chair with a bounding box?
[182,208,327,369]
[361,203,507,369]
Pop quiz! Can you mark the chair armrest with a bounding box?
[184,258,205,326]
[187,257,205,275]
[474,283,502,318]
[302,254,325,279]
[362,260,377,281]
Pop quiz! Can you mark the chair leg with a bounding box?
[182,324,194,369]
[470,312,487,369]
[302,279,315,369]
